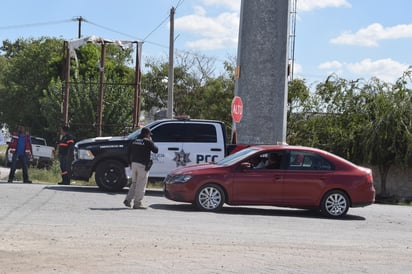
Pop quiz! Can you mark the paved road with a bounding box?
[0,182,411,273]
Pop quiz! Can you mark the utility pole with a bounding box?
[289,0,297,81]
[73,16,85,39]
[167,7,175,119]
[234,0,290,144]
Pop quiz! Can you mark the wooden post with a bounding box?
[167,7,175,119]
[97,43,106,136]
[63,42,71,126]
[133,42,142,130]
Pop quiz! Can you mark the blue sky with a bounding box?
[1,0,411,85]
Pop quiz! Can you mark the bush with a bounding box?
[0,145,7,166]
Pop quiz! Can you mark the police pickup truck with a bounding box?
[72,118,245,191]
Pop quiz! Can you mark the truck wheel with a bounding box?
[95,160,127,192]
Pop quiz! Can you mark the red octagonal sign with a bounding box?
[231,96,243,123]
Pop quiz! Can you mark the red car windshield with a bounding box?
[217,148,259,166]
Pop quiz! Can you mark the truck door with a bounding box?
[150,123,186,178]
[182,122,225,166]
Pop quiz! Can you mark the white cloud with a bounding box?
[292,63,303,74]
[319,58,409,82]
[175,0,352,51]
[297,0,351,12]
[202,0,240,11]
[331,23,412,47]
[347,58,409,82]
[175,7,239,50]
[318,60,343,70]
[193,6,207,16]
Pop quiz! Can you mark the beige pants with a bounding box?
[125,162,149,205]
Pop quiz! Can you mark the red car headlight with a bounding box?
[166,174,192,184]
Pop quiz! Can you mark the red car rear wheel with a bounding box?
[321,190,350,218]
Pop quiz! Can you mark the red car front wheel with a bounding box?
[196,184,225,212]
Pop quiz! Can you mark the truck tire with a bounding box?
[95,160,127,192]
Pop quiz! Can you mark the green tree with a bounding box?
[0,38,136,142]
[41,43,135,140]
[0,37,64,139]
[361,75,412,196]
[141,53,234,127]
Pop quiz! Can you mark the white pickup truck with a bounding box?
[6,136,54,169]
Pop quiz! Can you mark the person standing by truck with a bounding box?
[8,126,32,183]
[124,127,158,209]
[58,126,75,185]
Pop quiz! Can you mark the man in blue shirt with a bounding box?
[8,126,32,183]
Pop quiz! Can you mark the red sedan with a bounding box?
[164,145,375,218]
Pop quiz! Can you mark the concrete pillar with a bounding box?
[234,0,290,144]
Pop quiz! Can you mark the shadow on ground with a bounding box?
[149,203,366,221]
[43,185,164,197]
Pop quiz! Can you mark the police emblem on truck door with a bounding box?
[173,149,191,167]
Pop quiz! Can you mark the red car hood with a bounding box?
[170,163,222,175]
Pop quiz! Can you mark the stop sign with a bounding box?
[231,96,243,123]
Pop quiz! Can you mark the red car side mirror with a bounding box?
[240,162,252,170]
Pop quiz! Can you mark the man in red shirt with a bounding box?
[8,126,32,183]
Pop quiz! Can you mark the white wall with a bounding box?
[369,165,412,198]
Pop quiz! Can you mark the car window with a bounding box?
[31,137,46,146]
[248,151,285,170]
[151,123,217,143]
[288,151,333,170]
[184,123,217,143]
[152,124,186,142]
[217,148,259,166]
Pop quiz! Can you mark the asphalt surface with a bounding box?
[0,182,411,273]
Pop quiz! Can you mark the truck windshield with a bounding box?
[216,148,259,166]
[127,120,164,140]
[127,128,142,140]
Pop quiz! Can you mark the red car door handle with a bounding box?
[273,177,282,182]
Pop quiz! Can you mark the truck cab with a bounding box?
[72,118,228,191]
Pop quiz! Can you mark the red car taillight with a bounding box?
[366,172,374,185]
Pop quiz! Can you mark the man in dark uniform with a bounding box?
[58,126,75,185]
[124,127,158,209]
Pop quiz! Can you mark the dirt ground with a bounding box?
[0,183,411,273]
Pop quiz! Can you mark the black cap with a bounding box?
[141,127,152,137]
[61,125,70,132]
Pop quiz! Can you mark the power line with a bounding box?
[0,12,231,64]
[85,20,143,41]
[143,1,185,42]
[83,19,168,49]
[0,19,72,30]
[176,0,185,9]
[142,14,170,41]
